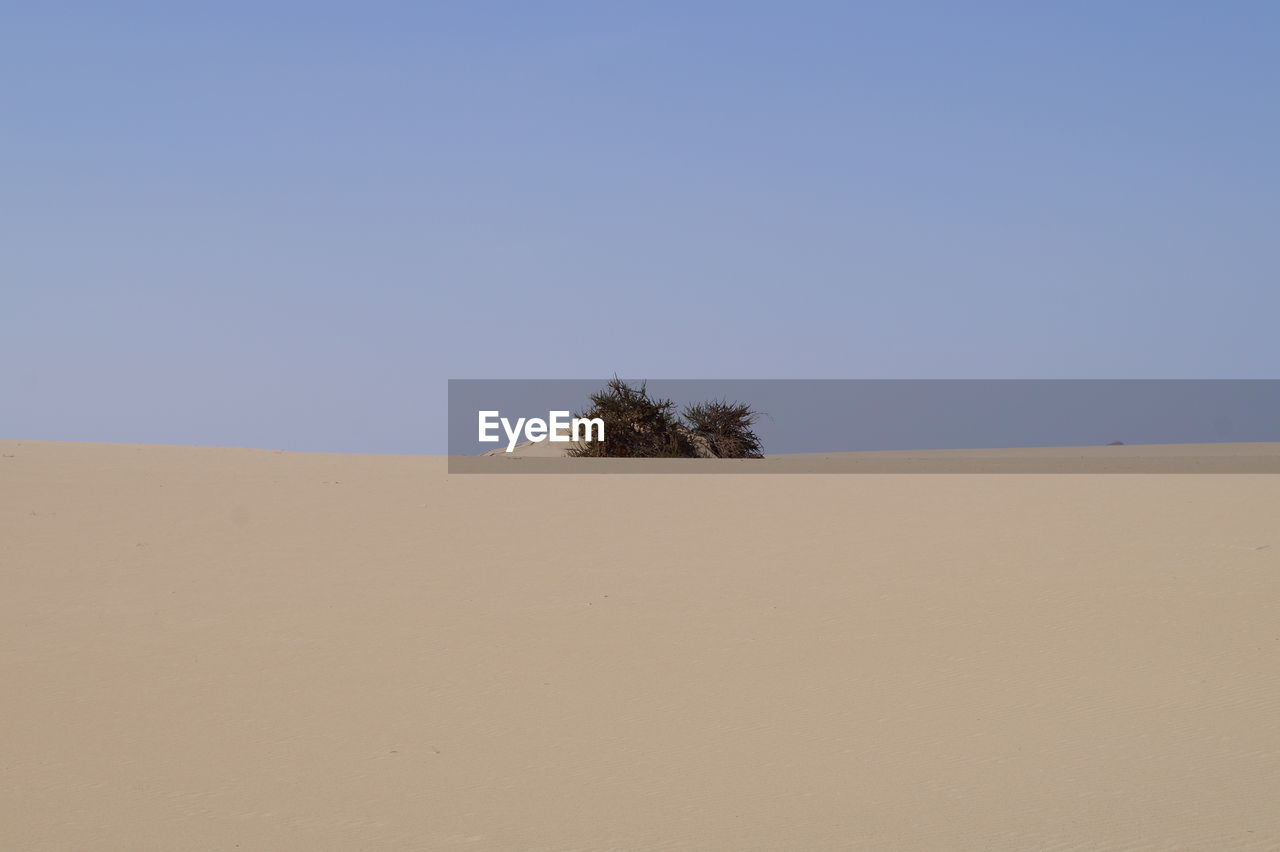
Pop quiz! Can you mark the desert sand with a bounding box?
[3,438,1278,850]
[469,440,1280,473]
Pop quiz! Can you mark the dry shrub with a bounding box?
[568,377,763,459]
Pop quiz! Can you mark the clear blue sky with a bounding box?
[4,2,1277,452]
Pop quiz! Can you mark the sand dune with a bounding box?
[466,441,1280,473]
[3,439,1278,850]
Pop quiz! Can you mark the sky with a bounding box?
[3,2,1278,453]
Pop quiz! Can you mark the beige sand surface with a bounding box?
[3,439,1278,850]
[464,441,1280,473]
